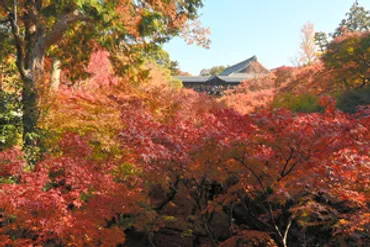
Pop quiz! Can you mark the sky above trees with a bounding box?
[164,0,368,75]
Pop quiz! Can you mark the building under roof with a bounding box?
[175,56,268,95]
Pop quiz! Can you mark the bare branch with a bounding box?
[283,217,294,247]
[283,162,298,178]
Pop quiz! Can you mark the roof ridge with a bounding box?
[231,55,257,68]
[219,55,257,76]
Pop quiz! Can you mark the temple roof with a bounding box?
[219,55,258,76]
[175,56,268,86]
[175,75,251,85]
[175,76,209,83]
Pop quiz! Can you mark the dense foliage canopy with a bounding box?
[0,1,369,247]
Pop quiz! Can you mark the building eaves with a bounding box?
[219,76,250,83]
[174,76,209,83]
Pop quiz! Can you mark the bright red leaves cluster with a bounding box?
[0,133,143,246]
[118,90,370,245]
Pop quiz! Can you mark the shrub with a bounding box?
[0,91,22,150]
[336,86,370,113]
[272,92,324,113]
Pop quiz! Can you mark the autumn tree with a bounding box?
[0,134,147,246]
[0,0,208,149]
[2,57,369,246]
[117,92,370,246]
[311,3,370,92]
[299,22,317,66]
[323,32,370,89]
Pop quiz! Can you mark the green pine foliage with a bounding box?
[333,1,370,37]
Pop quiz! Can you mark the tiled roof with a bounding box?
[175,75,249,84]
[174,56,266,86]
[219,55,257,76]
[174,76,209,83]
[219,76,250,83]
[227,73,256,78]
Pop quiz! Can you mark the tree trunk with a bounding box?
[51,59,61,90]
[0,65,3,90]
[22,48,44,147]
[8,0,87,149]
[22,77,39,146]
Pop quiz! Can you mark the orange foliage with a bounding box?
[219,231,277,247]
[221,62,338,116]
[3,69,370,246]
[2,43,370,247]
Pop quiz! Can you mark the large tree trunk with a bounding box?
[22,77,39,146]
[22,44,45,147]
[6,0,87,149]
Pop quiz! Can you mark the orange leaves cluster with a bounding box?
[221,62,340,116]
[112,0,210,48]
[181,19,212,49]
[221,73,277,114]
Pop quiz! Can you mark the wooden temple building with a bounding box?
[175,56,268,95]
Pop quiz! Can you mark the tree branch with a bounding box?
[41,10,91,50]
[234,155,269,197]
[241,200,272,231]
[283,217,294,247]
[168,183,198,209]
[1,1,28,79]
[154,177,180,211]
[281,147,295,177]
[283,162,298,178]
[243,163,268,196]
